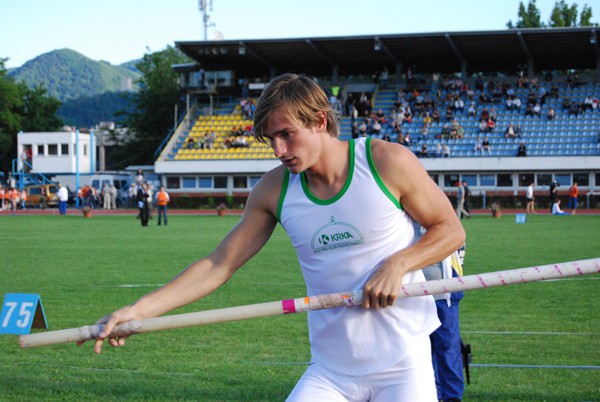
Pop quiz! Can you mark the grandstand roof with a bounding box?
[176,27,599,78]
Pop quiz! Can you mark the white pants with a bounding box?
[287,335,437,402]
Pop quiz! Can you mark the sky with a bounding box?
[0,0,587,69]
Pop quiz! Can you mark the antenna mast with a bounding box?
[198,0,215,41]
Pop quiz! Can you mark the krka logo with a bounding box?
[311,216,364,253]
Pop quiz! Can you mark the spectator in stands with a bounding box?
[443,144,451,158]
[525,102,534,117]
[485,117,496,133]
[562,97,571,111]
[431,108,441,124]
[435,143,443,157]
[358,120,368,137]
[371,119,382,136]
[505,123,516,140]
[547,107,556,120]
[533,103,542,118]
[583,96,594,112]
[453,96,465,113]
[505,96,515,111]
[186,137,196,149]
[515,124,523,138]
[419,143,429,158]
[474,136,483,154]
[445,107,454,122]
[516,142,527,157]
[489,107,498,122]
[380,67,389,88]
[480,108,490,121]
[569,102,580,117]
[478,119,487,133]
[478,91,490,104]
[482,137,491,155]
[513,96,522,111]
[441,124,450,140]
[467,102,477,117]
[450,120,464,139]
[204,131,215,150]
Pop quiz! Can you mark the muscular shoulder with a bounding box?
[369,138,427,199]
[245,165,286,217]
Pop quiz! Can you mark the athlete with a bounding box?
[87,73,465,401]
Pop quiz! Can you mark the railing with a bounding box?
[154,111,187,160]
[11,159,54,189]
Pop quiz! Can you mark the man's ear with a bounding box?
[317,111,328,130]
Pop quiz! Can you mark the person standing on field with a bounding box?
[136,182,150,227]
[156,186,170,226]
[526,182,536,214]
[57,183,69,215]
[455,181,470,219]
[85,73,464,401]
[568,182,578,210]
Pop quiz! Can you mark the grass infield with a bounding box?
[0,213,599,401]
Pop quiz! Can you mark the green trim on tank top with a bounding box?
[299,138,356,205]
[277,168,291,222]
[365,137,403,210]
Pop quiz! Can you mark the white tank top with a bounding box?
[278,137,439,375]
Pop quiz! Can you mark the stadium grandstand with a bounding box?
[153,27,599,207]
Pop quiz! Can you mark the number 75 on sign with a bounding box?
[0,293,48,335]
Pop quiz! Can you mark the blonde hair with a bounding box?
[253,73,338,143]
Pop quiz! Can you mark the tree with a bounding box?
[580,4,595,26]
[20,84,63,132]
[506,0,598,29]
[550,0,579,27]
[507,0,544,28]
[509,1,597,28]
[0,58,64,175]
[107,46,189,169]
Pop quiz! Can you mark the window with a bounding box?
[166,177,180,189]
[480,174,495,186]
[444,174,460,187]
[518,173,535,187]
[198,177,212,188]
[462,174,477,186]
[249,176,262,187]
[233,176,248,189]
[497,174,513,187]
[555,174,570,186]
[37,145,44,155]
[572,173,589,186]
[61,144,69,155]
[182,177,196,188]
[214,176,227,189]
[48,144,58,155]
[537,174,552,186]
[83,144,88,156]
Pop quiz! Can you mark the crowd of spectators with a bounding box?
[333,70,598,159]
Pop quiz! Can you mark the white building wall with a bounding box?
[18,131,94,174]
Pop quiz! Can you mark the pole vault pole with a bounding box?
[19,258,600,349]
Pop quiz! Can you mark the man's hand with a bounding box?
[362,260,406,309]
[77,306,138,354]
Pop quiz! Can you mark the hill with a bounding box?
[8,48,140,102]
[58,91,135,128]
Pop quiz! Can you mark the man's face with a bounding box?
[263,109,324,174]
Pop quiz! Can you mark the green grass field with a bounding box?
[1,213,598,401]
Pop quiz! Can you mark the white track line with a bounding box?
[462,331,597,335]
[241,361,600,370]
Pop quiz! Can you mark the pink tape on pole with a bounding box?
[282,299,296,314]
